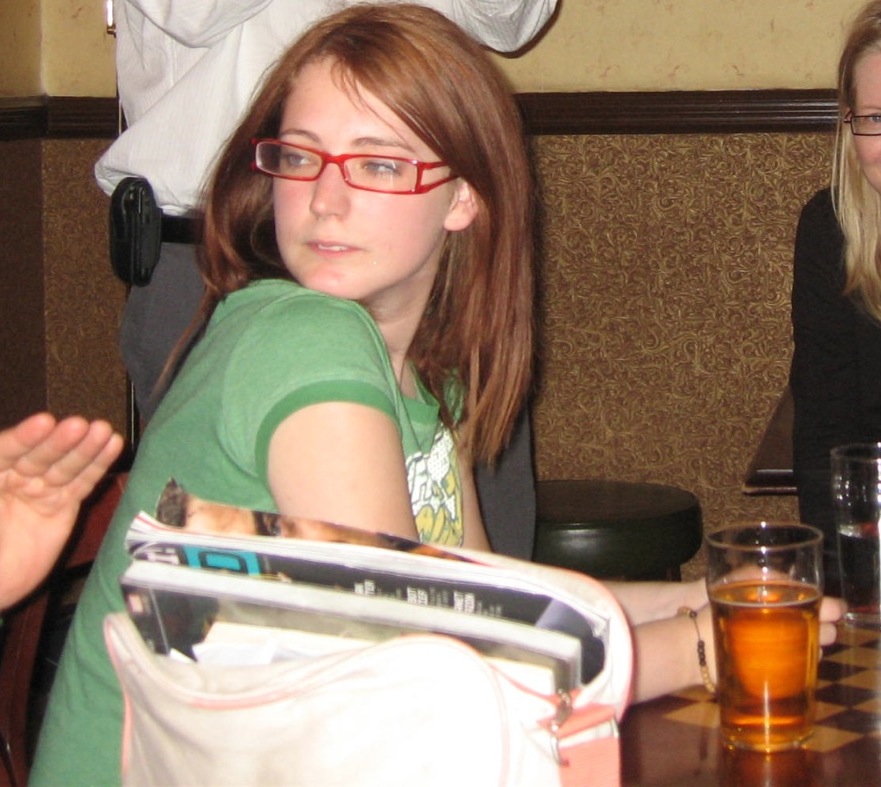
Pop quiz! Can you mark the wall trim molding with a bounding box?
[516,89,838,135]
[0,97,119,140]
[0,90,837,141]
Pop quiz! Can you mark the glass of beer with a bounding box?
[706,522,823,751]
[831,443,881,628]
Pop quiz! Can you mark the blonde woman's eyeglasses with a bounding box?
[844,113,881,136]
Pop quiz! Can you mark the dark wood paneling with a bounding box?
[0,97,118,140]
[517,89,838,134]
[0,139,46,425]
[0,90,841,139]
[517,90,838,135]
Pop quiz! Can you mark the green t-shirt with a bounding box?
[31,280,464,786]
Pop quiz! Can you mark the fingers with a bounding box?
[1,414,124,495]
[69,427,125,492]
[9,416,94,478]
[820,596,845,624]
[820,622,839,647]
[2,414,91,475]
[40,420,124,492]
[0,413,60,467]
[819,597,845,648]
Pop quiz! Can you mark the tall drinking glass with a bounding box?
[706,523,823,752]
[831,442,881,628]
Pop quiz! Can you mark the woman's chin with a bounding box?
[295,271,360,301]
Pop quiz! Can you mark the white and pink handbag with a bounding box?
[104,551,633,786]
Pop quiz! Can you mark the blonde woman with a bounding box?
[791,0,881,589]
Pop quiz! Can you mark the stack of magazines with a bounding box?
[119,481,614,695]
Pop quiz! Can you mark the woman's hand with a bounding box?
[0,413,123,607]
[819,595,845,646]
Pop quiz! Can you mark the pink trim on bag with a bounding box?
[562,736,620,787]
[105,616,134,779]
[549,700,616,738]
[119,690,133,778]
[540,700,620,787]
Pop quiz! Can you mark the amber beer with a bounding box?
[710,579,821,751]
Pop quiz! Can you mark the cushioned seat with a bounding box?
[533,479,703,581]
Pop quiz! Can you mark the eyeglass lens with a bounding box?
[849,114,881,136]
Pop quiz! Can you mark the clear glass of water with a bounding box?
[831,443,881,629]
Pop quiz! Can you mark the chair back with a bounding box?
[0,473,126,787]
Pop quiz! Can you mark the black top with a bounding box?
[789,187,881,578]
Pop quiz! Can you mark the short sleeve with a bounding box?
[217,292,399,478]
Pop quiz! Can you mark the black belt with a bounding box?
[161,214,200,245]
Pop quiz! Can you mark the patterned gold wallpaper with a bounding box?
[531,132,835,577]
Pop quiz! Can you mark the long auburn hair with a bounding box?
[194,3,534,463]
[834,0,881,322]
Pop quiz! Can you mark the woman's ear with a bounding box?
[443,180,479,232]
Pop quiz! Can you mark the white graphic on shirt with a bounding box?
[406,427,463,546]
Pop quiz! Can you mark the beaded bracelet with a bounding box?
[678,606,716,695]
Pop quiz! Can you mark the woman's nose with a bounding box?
[309,161,350,216]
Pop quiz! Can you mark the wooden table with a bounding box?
[619,623,881,786]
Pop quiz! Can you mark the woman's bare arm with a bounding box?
[267,401,418,539]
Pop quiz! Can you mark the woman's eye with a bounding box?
[281,153,308,168]
[361,158,403,178]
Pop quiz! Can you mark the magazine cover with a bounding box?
[123,480,608,683]
[154,478,469,561]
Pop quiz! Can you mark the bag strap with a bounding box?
[549,700,620,787]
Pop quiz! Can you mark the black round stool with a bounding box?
[533,479,703,581]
